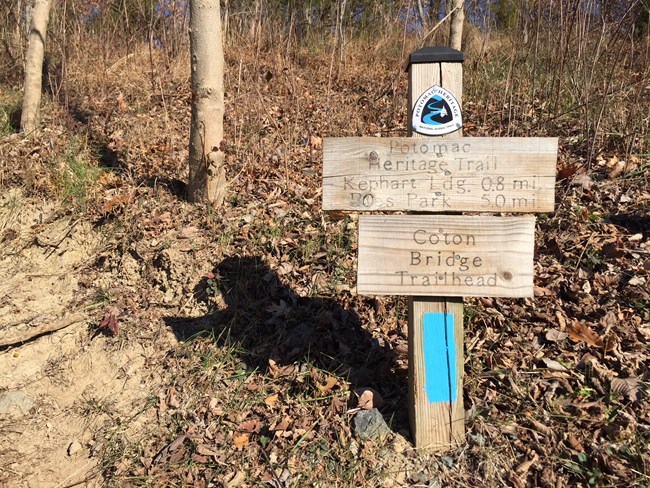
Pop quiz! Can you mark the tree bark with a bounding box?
[21,0,52,135]
[449,0,464,51]
[188,0,227,204]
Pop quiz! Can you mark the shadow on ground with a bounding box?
[608,212,650,237]
[163,255,408,427]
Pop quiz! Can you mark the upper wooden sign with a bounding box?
[357,214,535,297]
[323,137,557,213]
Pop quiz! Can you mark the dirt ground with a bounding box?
[0,189,182,487]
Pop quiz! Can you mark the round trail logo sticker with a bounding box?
[412,85,462,136]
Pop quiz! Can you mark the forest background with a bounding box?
[0,0,648,487]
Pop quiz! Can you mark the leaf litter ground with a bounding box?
[0,45,648,487]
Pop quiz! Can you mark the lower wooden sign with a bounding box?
[357,215,535,297]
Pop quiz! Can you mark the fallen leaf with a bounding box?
[507,471,526,488]
[277,262,293,275]
[557,164,583,180]
[555,310,567,329]
[99,306,120,336]
[515,453,538,474]
[116,92,128,111]
[628,276,645,286]
[602,333,618,352]
[195,444,220,456]
[606,155,636,178]
[568,319,604,348]
[542,358,570,372]
[310,135,323,149]
[528,418,553,436]
[152,434,186,466]
[208,397,223,415]
[316,376,338,394]
[97,171,120,188]
[355,388,385,410]
[168,446,186,464]
[325,210,347,220]
[643,258,650,271]
[264,394,279,407]
[165,387,181,409]
[271,416,292,433]
[191,453,209,463]
[178,226,198,239]
[232,433,249,449]
[566,432,584,452]
[168,434,187,451]
[268,359,297,379]
[534,286,554,296]
[100,194,130,214]
[224,470,246,487]
[267,300,289,317]
[328,396,347,416]
[235,419,259,434]
[611,377,642,401]
[571,172,594,189]
[545,329,568,342]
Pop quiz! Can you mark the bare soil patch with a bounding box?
[0,191,176,487]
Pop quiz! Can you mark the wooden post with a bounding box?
[407,47,465,450]
[321,47,557,452]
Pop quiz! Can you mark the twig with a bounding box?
[573,232,595,274]
[417,6,459,49]
[0,313,86,348]
[106,52,135,74]
[42,219,80,259]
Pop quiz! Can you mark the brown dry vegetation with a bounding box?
[0,1,649,487]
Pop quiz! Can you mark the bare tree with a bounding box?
[188,0,227,204]
[416,0,428,30]
[21,0,53,135]
[449,0,464,50]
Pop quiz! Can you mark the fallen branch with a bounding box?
[0,313,86,348]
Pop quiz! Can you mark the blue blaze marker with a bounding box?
[423,312,457,403]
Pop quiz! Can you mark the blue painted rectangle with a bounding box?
[423,312,457,404]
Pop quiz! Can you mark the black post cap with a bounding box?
[409,46,464,66]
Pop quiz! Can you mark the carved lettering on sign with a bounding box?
[323,137,557,213]
[357,215,535,297]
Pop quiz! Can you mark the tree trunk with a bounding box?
[2,0,25,66]
[416,0,428,30]
[21,0,52,135]
[188,0,227,204]
[449,0,464,51]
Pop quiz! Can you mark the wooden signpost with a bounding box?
[322,47,557,451]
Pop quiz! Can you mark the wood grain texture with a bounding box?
[408,63,463,138]
[322,136,557,212]
[407,60,461,451]
[408,297,464,450]
[357,214,535,297]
